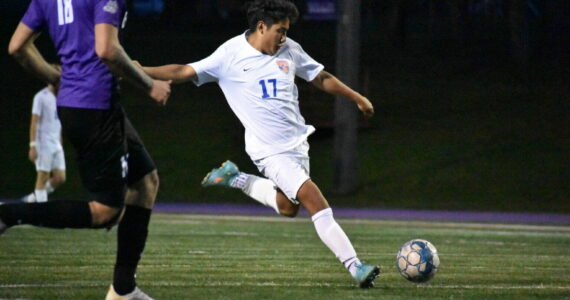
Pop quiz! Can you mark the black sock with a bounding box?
[0,201,92,229]
[113,205,152,295]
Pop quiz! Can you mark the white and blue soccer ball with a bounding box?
[396,239,440,283]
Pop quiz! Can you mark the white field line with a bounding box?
[154,213,570,233]
[1,282,570,290]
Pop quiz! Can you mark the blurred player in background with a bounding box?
[22,83,66,203]
[2,0,171,299]
[136,0,379,288]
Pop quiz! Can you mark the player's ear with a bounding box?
[257,21,265,34]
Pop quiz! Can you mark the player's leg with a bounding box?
[0,199,120,231]
[296,179,380,288]
[255,151,359,268]
[108,114,158,298]
[23,148,51,203]
[47,169,66,193]
[45,149,66,194]
[263,141,379,287]
[31,170,49,202]
[202,160,299,216]
[232,171,299,217]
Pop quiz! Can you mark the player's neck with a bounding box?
[246,32,265,54]
[47,85,56,94]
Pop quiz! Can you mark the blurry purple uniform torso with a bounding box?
[21,0,126,109]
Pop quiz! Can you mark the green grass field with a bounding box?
[1,214,569,299]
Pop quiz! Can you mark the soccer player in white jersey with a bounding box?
[23,84,66,203]
[138,0,379,288]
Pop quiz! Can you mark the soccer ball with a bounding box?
[396,239,440,283]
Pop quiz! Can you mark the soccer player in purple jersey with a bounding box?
[2,0,170,299]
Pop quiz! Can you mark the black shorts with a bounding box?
[58,102,156,208]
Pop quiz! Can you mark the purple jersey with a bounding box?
[21,0,127,109]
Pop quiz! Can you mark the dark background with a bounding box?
[1,0,569,212]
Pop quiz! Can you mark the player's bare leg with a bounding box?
[275,191,300,217]
[29,171,50,202]
[107,170,158,300]
[47,169,66,192]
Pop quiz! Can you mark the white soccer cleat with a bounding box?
[105,285,154,300]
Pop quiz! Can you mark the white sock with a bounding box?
[232,173,279,214]
[34,189,48,203]
[45,180,55,194]
[312,208,361,276]
[25,192,36,202]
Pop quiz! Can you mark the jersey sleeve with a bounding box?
[292,44,324,82]
[31,92,43,116]
[94,0,126,27]
[20,0,45,31]
[189,45,227,86]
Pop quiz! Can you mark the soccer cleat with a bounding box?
[353,263,381,288]
[201,160,239,187]
[105,285,154,300]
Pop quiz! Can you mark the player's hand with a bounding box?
[28,146,37,162]
[150,79,171,105]
[357,96,374,118]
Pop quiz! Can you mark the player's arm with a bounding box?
[94,23,171,105]
[8,23,60,86]
[311,70,374,118]
[28,113,39,162]
[137,64,198,84]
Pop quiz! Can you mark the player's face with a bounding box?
[261,19,290,55]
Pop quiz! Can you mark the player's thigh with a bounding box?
[35,146,53,173]
[256,152,310,203]
[51,148,66,173]
[124,116,157,188]
[122,115,158,208]
[58,104,128,209]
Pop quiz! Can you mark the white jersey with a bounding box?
[190,31,324,160]
[31,87,62,150]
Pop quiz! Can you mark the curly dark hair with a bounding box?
[246,0,299,32]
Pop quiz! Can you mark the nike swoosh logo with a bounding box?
[243,68,251,72]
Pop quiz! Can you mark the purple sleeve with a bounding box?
[94,0,126,27]
[20,0,45,31]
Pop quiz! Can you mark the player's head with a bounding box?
[246,0,299,55]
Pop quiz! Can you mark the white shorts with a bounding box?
[35,145,66,172]
[253,141,310,204]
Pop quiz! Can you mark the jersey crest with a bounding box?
[103,0,119,14]
[276,60,290,74]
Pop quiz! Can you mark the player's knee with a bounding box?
[140,171,159,203]
[280,206,299,218]
[51,174,66,186]
[89,202,123,228]
[279,203,300,218]
[147,170,159,194]
[126,170,159,208]
[138,170,159,195]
